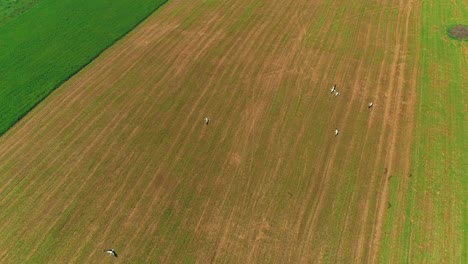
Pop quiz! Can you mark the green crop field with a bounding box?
[381,0,467,263]
[0,0,168,137]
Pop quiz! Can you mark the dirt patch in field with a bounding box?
[448,25,468,40]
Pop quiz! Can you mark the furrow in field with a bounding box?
[367,1,420,262]
[292,3,354,256]
[357,0,411,261]
[295,3,381,261]
[334,2,391,261]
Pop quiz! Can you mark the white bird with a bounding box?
[335,91,339,96]
[335,128,339,136]
[330,84,336,93]
[204,117,209,125]
[104,249,118,257]
[368,102,373,108]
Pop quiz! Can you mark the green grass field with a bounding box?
[0,0,168,136]
[381,0,467,262]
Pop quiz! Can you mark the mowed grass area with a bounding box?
[0,0,41,26]
[381,0,467,263]
[0,0,168,136]
[0,0,422,262]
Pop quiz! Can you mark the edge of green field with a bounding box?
[381,0,466,263]
[0,0,169,137]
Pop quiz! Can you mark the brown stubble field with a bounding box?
[0,0,421,262]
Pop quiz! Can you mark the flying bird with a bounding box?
[104,249,118,258]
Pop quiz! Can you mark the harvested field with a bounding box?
[0,0,436,262]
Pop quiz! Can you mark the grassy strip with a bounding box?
[0,0,169,137]
[382,0,466,262]
[410,0,466,262]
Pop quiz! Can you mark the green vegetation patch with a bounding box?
[0,0,169,137]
